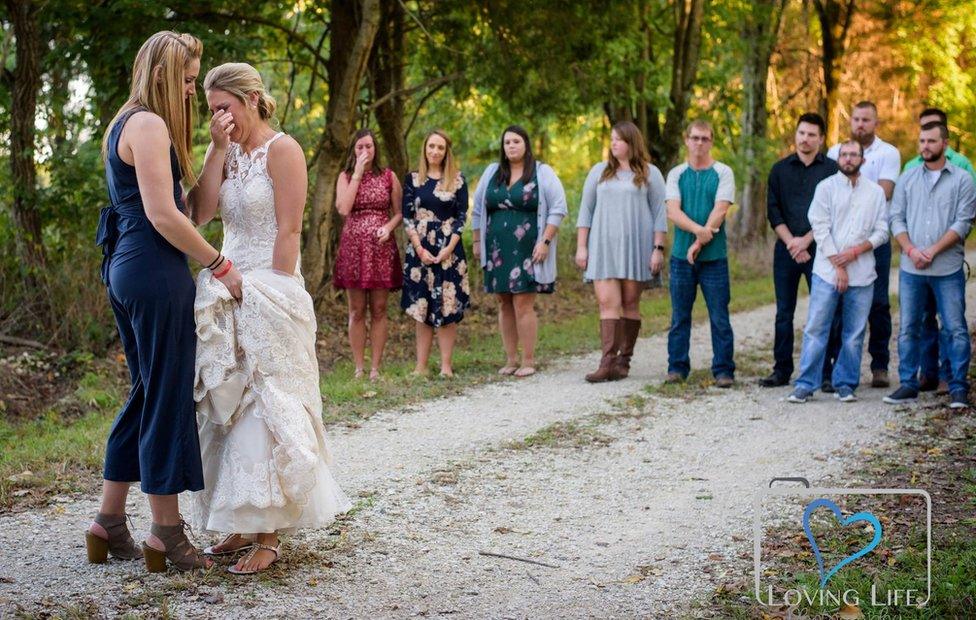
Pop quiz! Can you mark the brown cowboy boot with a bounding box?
[612,318,641,379]
[586,319,621,383]
[86,512,143,563]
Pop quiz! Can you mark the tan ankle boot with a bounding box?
[612,318,641,379]
[86,512,142,563]
[586,319,621,383]
[142,519,211,573]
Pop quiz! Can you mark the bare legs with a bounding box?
[413,321,459,376]
[594,279,642,320]
[347,290,368,376]
[497,292,538,376]
[347,288,390,379]
[90,480,130,539]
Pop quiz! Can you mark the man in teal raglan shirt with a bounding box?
[903,107,975,395]
[665,119,737,387]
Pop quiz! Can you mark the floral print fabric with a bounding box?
[400,172,471,326]
[483,172,554,294]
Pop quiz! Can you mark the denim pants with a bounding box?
[795,275,873,393]
[667,257,735,378]
[897,268,971,394]
[772,240,814,378]
[918,290,950,382]
[825,241,892,375]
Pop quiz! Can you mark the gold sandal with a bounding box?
[227,543,281,575]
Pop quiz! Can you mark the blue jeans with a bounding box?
[825,241,892,375]
[897,269,970,393]
[795,275,873,393]
[919,291,950,382]
[772,240,814,378]
[668,257,735,378]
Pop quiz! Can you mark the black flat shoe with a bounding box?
[759,372,789,387]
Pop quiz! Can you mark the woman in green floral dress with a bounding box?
[472,125,568,377]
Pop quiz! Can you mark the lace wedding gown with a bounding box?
[190,133,351,534]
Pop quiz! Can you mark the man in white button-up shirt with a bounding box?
[825,101,901,389]
[788,141,889,404]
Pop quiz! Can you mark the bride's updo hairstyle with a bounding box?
[203,62,277,121]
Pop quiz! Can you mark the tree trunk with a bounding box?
[370,0,408,178]
[303,0,382,303]
[731,0,785,245]
[660,0,706,171]
[814,0,857,145]
[5,0,46,275]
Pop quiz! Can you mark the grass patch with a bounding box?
[0,367,123,509]
[506,418,614,450]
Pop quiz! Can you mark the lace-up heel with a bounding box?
[142,518,212,573]
[86,512,142,563]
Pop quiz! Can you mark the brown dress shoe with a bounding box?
[715,375,734,388]
[611,318,641,379]
[586,319,622,383]
[871,370,890,388]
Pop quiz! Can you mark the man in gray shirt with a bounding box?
[884,122,976,408]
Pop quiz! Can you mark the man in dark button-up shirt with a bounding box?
[760,113,839,387]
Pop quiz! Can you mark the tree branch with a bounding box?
[362,71,461,116]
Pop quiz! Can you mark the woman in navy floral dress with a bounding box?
[401,130,470,377]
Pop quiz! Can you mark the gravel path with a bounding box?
[2,263,973,619]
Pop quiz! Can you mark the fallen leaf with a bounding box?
[837,603,863,619]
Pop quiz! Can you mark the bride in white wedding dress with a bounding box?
[186,62,350,574]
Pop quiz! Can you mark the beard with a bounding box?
[922,146,946,162]
[840,163,862,177]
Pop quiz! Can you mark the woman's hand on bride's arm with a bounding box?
[267,135,308,277]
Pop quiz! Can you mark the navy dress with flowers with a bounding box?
[400,172,471,326]
[483,172,554,294]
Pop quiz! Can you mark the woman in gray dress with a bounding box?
[575,121,667,382]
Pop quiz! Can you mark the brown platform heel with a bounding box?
[142,519,212,573]
[86,512,142,563]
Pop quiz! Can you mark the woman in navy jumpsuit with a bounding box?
[87,31,241,573]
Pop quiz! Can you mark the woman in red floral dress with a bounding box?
[334,129,403,380]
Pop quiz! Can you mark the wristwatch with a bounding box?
[653,245,665,252]
[543,238,552,246]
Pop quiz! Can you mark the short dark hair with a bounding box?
[839,139,864,158]
[920,121,949,140]
[919,107,948,125]
[853,100,877,113]
[796,112,826,135]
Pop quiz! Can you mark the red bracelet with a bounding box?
[212,258,233,278]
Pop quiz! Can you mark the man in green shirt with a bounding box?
[903,108,976,182]
[903,107,973,394]
[665,120,737,387]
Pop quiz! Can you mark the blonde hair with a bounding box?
[203,62,277,121]
[684,119,713,138]
[417,130,460,194]
[601,121,651,187]
[102,31,202,185]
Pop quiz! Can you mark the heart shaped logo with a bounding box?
[802,498,883,588]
